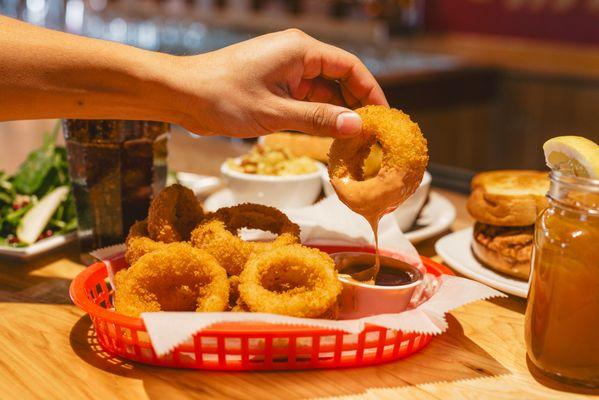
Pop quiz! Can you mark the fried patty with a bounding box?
[473,222,533,266]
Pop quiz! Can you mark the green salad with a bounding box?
[0,124,77,247]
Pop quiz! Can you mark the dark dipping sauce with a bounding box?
[341,264,418,286]
[334,252,421,287]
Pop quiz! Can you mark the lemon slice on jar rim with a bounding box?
[543,136,599,179]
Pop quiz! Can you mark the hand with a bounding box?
[173,29,388,138]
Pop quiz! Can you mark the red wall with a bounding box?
[425,0,599,45]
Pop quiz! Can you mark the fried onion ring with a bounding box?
[228,275,241,309]
[328,105,428,219]
[147,184,204,242]
[238,245,341,318]
[191,203,300,275]
[114,242,229,317]
[125,220,165,266]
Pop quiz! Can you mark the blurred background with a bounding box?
[1,0,598,190]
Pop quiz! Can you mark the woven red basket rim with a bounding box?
[70,245,453,334]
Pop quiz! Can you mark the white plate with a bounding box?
[176,172,221,197]
[203,188,236,212]
[435,227,529,298]
[0,232,77,259]
[204,189,456,244]
[404,192,456,244]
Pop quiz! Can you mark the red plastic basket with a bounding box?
[70,245,453,371]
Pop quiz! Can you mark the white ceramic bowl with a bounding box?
[221,158,325,209]
[322,170,432,231]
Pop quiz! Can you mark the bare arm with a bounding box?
[0,17,387,137]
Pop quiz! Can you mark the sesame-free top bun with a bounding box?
[467,170,550,226]
[261,132,332,163]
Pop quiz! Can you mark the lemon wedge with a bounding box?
[543,136,599,179]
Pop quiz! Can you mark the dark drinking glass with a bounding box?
[62,120,168,263]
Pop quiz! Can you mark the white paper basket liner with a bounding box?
[141,275,504,357]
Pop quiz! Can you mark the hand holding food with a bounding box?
[175,29,387,138]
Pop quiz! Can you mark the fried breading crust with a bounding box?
[191,203,300,276]
[125,220,165,265]
[147,184,204,242]
[238,245,341,318]
[114,242,229,317]
[328,106,428,217]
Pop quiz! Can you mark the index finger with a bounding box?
[301,40,388,108]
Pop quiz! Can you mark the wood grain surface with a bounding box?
[0,129,597,400]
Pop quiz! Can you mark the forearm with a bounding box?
[0,16,190,123]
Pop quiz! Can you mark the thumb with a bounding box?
[279,100,362,138]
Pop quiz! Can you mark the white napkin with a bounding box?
[284,195,422,267]
[143,275,505,357]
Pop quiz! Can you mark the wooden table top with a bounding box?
[0,132,597,400]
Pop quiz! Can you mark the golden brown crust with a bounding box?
[239,245,341,318]
[125,220,165,266]
[261,132,332,163]
[115,243,229,317]
[147,184,204,243]
[467,170,549,226]
[471,222,532,281]
[190,204,301,276]
[327,106,428,218]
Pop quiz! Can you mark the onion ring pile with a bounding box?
[147,184,204,243]
[191,203,300,276]
[228,275,241,308]
[114,242,229,317]
[125,220,165,266]
[238,245,341,318]
[328,105,428,220]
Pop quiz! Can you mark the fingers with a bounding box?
[301,39,388,108]
[277,99,362,138]
[293,77,345,106]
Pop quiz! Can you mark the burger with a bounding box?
[466,170,549,280]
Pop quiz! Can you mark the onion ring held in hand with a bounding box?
[191,203,300,276]
[328,106,428,280]
[147,184,204,243]
[328,106,428,221]
[125,220,165,266]
[114,242,229,317]
[238,245,341,318]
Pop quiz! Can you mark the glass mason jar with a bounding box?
[62,120,169,262]
[525,171,599,388]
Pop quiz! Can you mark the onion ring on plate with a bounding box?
[114,242,229,317]
[147,184,204,243]
[328,106,428,219]
[191,203,300,276]
[238,245,341,318]
[125,220,165,266]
